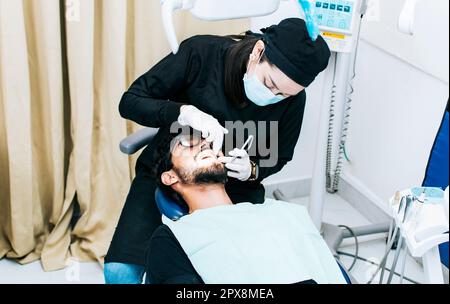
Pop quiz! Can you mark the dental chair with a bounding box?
[120,127,353,284]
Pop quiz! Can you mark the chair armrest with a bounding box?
[120,127,159,155]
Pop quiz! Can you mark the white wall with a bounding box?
[361,0,449,83]
[256,0,449,213]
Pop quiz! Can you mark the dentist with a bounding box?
[105,18,331,284]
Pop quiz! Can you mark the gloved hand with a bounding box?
[178,105,229,154]
[219,148,252,181]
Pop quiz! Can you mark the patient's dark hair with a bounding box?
[152,132,188,210]
[224,32,270,109]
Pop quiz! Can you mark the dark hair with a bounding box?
[152,133,187,209]
[224,32,269,109]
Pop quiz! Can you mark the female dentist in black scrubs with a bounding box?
[104,18,331,284]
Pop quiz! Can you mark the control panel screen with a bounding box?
[315,1,354,32]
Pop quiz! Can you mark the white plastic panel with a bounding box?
[190,0,281,21]
[316,0,357,34]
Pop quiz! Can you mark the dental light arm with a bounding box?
[161,0,317,54]
[161,0,192,54]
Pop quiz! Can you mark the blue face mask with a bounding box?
[243,73,286,107]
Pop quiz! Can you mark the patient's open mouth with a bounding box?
[197,150,216,161]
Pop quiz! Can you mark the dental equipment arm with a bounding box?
[161,0,186,54]
[160,0,318,54]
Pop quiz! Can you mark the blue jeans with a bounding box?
[104,262,146,284]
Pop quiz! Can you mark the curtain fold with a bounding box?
[0,0,249,272]
[0,0,35,261]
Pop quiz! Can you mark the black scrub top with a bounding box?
[119,35,307,202]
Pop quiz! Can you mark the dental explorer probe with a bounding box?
[230,135,254,162]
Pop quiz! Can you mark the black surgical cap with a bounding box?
[261,18,331,87]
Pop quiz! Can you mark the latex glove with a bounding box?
[219,148,252,181]
[178,105,228,154]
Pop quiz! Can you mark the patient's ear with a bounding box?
[161,170,178,186]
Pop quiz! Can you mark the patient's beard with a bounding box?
[174,163,228,186]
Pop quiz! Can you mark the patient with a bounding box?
[145,130,347,284]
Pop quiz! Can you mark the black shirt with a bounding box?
[146,225,204,284]
[119,35,307,198]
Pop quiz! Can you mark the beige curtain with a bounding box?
[0,0,249,272]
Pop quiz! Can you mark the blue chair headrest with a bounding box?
[155,188,189,221]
